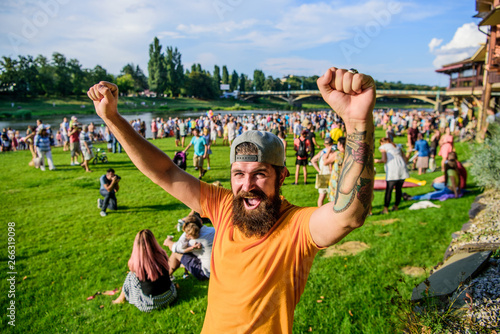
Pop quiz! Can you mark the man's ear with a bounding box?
[279,167,289,186]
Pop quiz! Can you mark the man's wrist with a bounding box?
[345,120,374,138]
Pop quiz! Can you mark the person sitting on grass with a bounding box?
[98,168,120,217]
[111,229,177,312]
[163,214,215,281]
[431,151,467,191]
[404,153,462,201]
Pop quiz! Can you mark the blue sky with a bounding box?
[0,0,487,86]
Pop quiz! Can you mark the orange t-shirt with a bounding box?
[200,182,321,333]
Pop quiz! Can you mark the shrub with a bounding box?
[469,123,500,190]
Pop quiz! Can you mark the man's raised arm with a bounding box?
[87,82,202,212]
[309,68,376,247]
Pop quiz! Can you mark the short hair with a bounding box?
[235,142,258,156]
[183,221,201,239]
[107,168,115,174]
[337,137,346,148]
[184,214,203,228]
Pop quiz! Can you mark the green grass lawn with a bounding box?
[0,128,478,333]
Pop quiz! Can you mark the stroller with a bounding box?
[173,151,187,170]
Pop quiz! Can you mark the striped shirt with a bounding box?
[79,131,92,149]
[36,136,51,152]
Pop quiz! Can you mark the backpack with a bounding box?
[297,138,308,158]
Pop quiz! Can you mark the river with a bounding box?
[0,109,272,139]
[1,106,435,139]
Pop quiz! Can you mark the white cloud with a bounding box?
[439,23,485,51]
[259,57,333,77]
[428,38,442,53]
[430,23,486,68]
[0,0,459,84]
[176,19,258,35]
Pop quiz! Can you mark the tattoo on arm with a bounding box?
[333,130,374,214]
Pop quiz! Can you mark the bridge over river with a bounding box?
[239,88,500,111]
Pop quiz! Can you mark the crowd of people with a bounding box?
[1,104,485,210]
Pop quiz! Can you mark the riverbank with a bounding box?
[0,95,433,121]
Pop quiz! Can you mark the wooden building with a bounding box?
[475,0,500,130]
[436,45,485,91]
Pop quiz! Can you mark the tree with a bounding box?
[35,55,55,96]
[222,65,229,84]
[253,69,265,91]
[68,58,85,96]
[148,37,167,96]
[86,65,114,88]
[52,52,72,96]
[0,56,18,93]
[239,73,247,92]
[263,75,277,91]
[164,46,184,97]
[121,63,148,93]
[117,73,135,95]
[213,65,221,96]
[230,70,238,91]
[185,71,217,99]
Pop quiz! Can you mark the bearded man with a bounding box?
[87,67,376,333]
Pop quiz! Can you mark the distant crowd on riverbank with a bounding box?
[1,106,496,175]
[0,106,489,153]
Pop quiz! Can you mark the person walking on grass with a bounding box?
[98,168,120,217]
[68,123,82,166]
[183,128,208,179]
[80,125,94,173]
[60,117,69,151]
[35,127,56,171]
[202,127,213,170]
[293,130,311,185]
[88,66,375,333]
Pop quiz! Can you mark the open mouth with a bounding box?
[243,197,262,210]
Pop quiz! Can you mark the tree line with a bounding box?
[0,36,442,100]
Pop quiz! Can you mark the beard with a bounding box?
[232,186,282,238]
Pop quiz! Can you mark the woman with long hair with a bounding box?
[112,229,177,312]
[374,137,409,214]
[407,153,462,201]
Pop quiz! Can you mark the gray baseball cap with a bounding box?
[230,130,286,167]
